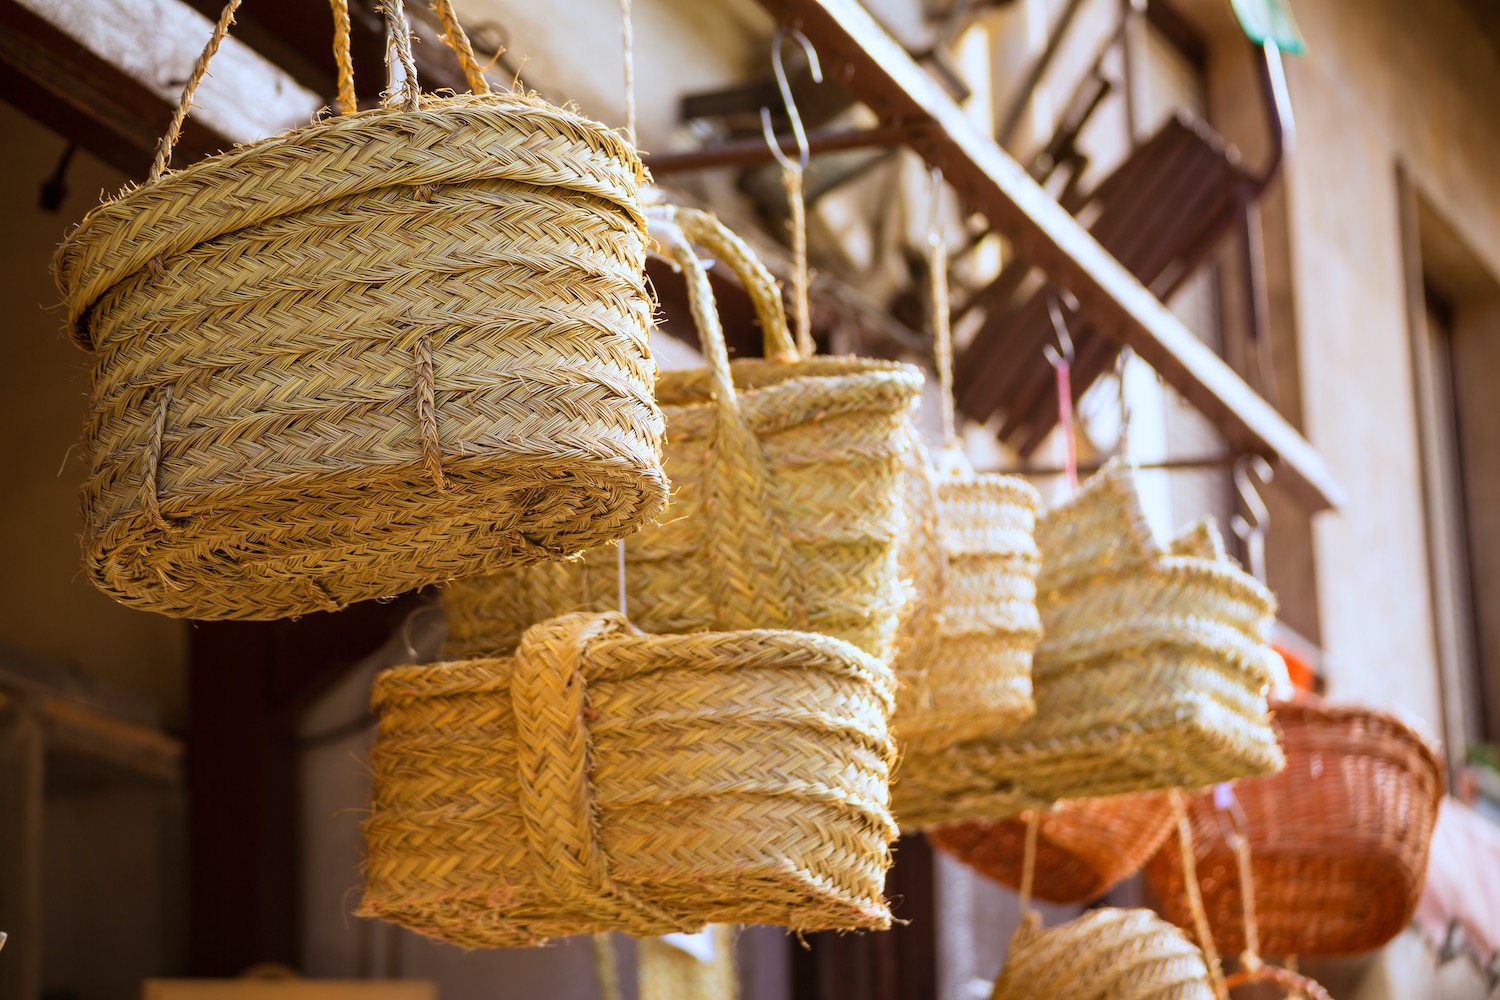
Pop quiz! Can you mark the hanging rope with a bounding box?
[593,933,624,1000]
[331,0,357,114]
[929,169,958,450]
[1169,789,1228,999]
[619,0,637,144]
[786,165,813,356]
[1018,809,1040,916]
[151,0,243,180]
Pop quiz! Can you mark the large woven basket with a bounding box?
[1145,698,1444,956]
[893,464,1285,828]
[442,206,922,660]
[928,791,1174,904]
[989,908,1216,1000]
[891,442,1041,750]
[53,0,666,620]
[359,611,897,946]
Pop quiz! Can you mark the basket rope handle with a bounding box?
[672,207,799,362]
[151,0,490,180]
[1169,789,1229,999]
[1223,966,1332,1000]
[650,208,806,632]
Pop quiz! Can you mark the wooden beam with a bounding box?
[751,0,1344,512]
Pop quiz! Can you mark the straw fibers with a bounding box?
[890,442,1042,750]
[929,791,1174,904]
[359,611,897,946]
[442,206,922,660]
[56,0,665,619]
[1146,698,1444,957]
[989,908,1216,1000]
[894,464,1284,829]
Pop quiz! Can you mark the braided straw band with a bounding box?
[61,91,666,619]
[361,612,898,947]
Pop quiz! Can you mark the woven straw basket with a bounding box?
[891,443,1042,750]
[989,908,1216,1000]
[894,464,1285,829]
[929,792,1174,904]
[442,206,922,660]
[1146,698,1444,956]
[360,611,897,946]
[54,0,666,620]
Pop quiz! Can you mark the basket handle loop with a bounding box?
[150,0,242,182]
[1222,966,1332,1000]
[672,207,799,363]
[649,208,806,632]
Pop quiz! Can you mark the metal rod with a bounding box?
[1000,453,1241,478]
[644,120,931,173]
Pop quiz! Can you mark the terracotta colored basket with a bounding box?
[890,440,1042,751]
[442,206,922,660]
[929,791,1174,904]
[1145,698,1444,956]
[894,465,1285,829]
[54,0,666,620]
[989,908,1216,1000]
[359,611,897,946]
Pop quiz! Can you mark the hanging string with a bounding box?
[619,0,637,144]
[331,0,357,115]
[150,0,243,180]
[928,169,957,450]
[760,29,821,358]
[1229,831,1262,972]
[616,539,629,617]
[1017,809,1040,916]
[1116,346,1134,464]
[593,933,624,1000]
[1169,789,1228,999]
[786,166,813,356]
[381,0,422,112]
[1044,291,1078,493]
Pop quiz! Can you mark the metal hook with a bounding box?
[1043,288,1076,367]
[759,27,823,173]
[1232,454,1274,583]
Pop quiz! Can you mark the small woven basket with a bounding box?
[359,612,896,946]
[54,0,666,620]
[890,439,1042,751]
[442,206,922,660]
[989,908,1217,1000]
[894,464,1285,828]
[928,791,1174,904]
[1145,698,1444,956]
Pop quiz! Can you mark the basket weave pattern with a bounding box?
[443,207,922,660]
[359,612,897,946]
[989,909,1216,1000]
[57,87,666,620]
[894,465,1284,828]
[1145,699,1444,956]
[929,792,1174,904]
[890,443,1041,750]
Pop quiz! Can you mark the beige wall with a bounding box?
[0,102,187,720]
[1272,0,1500,729]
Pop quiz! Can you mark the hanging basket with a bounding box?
[928,791,1174,904]
[1145,698,1444,957]
[890,443,1041,750]
[442,206,922,660]
[989,908,1217,1000]
[54,0,666,620]
[893,464,1285,829]
[359,611,897,946]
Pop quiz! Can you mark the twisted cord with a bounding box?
[785,165,813,356]
[331,0,357,114]
[151,0,242,180]
[1170,789,1228,999]
[620,0,636,143]
[429,0,491,93]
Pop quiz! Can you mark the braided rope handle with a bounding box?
[648,206,806,632]
[1223,966,1332,1000]
[672,207,799,362]
[510,612,685,934]
[152,0,491,180]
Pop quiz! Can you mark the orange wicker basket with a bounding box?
[929,792,1174,904]
[1146,698,1444,956]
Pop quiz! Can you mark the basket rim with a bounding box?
[56,92,644,348]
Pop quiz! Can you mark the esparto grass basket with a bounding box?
[989,908,1217,1000]
[54,0,666,620]
[1145,697,1444,957]
[928,791,1174,904]
[890,438,1042,751]
[442,206,923,660]
[358,611,897,946]
[893,464,1285,828]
